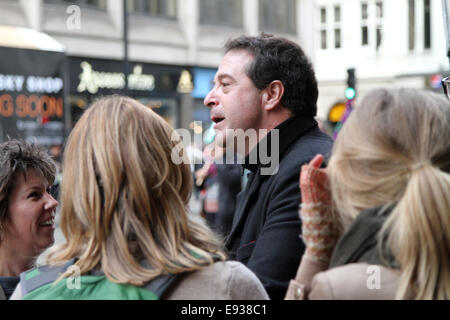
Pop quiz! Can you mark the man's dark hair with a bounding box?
[0,140,56,226]
[225,33,318,117]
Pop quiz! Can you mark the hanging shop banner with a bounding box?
[0,46,66,147]
[69,56,193,97]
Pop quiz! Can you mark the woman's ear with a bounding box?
[263,80,285,111]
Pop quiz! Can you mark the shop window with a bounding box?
[127,0,176,18]
[199,0,243,28]
[259,0,296,34]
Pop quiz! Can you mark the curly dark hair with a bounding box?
[0,140,56,225]
[225,33,318,117]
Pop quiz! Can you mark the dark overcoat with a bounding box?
[225,115,333,300]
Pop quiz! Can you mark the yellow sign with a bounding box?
[328,102,346,123]
[177,70,193,93]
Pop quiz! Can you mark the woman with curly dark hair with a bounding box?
[0,140,58,299]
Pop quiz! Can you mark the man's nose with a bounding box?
[204,88,218,109]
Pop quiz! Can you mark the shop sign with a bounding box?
[0,47,66,147]
[77,62,156,94]
[70,57,192,96]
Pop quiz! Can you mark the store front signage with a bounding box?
[70,57,192,96]
[0,93,63,118]
[77,62,155,94]
[0,74,63,94]
[0,47,66,147]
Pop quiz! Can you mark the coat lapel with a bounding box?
[225,170,261,246]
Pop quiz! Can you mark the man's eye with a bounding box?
[222,82,230,87]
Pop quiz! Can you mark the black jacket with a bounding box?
[329,205,398,269]
[216,160,242,238]
[225,115,333,300]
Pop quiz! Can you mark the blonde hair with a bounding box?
[47,96,225,286]
[328,88,450,299]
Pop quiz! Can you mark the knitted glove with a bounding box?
[299,154,340,264]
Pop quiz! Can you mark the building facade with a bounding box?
[0,0,312,135]
[0,0,447,135]
[313,0,448,127]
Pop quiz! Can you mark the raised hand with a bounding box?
[299,154,340,264]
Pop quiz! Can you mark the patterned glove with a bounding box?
[299,154,340,264]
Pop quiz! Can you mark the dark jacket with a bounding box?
[225,115,333,300]
[216,159,242,238]
[329,205,398,269]
[0,276,19,300]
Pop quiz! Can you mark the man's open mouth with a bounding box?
[211,116,225,124]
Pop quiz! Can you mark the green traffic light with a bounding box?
[345,87,356,100]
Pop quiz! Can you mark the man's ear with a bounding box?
[262,80,284,111]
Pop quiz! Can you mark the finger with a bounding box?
[309,154,324,168]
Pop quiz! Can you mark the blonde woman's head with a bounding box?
[328,88,450,299]
[48,96,225,285]
[329,88,449,224]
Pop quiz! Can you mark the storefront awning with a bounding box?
[0,25,65,52]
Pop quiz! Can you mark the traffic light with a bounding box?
[345,68,356,100]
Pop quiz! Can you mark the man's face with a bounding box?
[204,49,264,149]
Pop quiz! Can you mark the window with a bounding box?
[334,5,341,23]
[361,2,368,45]
[361,2,368,19]
[259,0,296,34]
[320,7,327,49]
[408,0,431,51]
[127,0,176,18]
[321,30,327,49]
[408,0,415,50]
[45,0,107,10]
[424,0,431,49]
[376,1,383,18]
[360,1,383,49]
[334,29,341,49]
[319,5,342,50]
[375,1,383,50]
[334,5,341,49]
[199,0,243,27]
[361,26,369,45]
[321,7,327,24]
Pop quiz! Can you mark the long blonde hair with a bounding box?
[47,96,225,286]
[328,88,450,299]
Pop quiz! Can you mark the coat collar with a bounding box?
[225,115,318,248]
[243,115,319,174]
[329,204,398,269]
